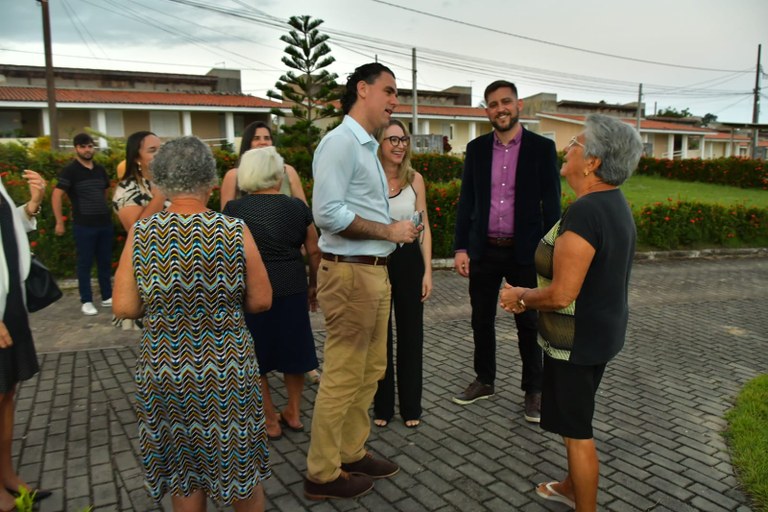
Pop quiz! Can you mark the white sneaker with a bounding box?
[101,298,112,307]
[81,302,98,316]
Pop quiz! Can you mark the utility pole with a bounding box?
[411,48,418,136]
[636,83,643,132]
[39,0,59,150]
[751,44,762,159]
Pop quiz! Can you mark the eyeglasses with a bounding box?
[386,136,410,147]
[566,136,585,152]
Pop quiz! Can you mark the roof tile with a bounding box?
[0,86,284,108]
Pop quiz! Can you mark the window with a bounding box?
[150,111,181,137]
[0,111,22,137]
[106,111,124,137]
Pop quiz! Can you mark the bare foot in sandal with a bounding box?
[404,419,421,428]
[373,418,389,427]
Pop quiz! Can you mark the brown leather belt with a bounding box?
[487,237,515,247]
[322,253,389,266]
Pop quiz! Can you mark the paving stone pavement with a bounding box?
[16,256,768,511]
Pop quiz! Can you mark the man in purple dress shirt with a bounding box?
[452,80,561,423]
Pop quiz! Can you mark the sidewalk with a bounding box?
[21,256,768,511]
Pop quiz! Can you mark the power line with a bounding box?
[369,0,749,73]
[60,0,102,59]
[0,47,275,72]
[149,0,756,102]
[8,0,756,115]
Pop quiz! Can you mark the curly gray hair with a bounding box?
[583,114,643,186]
[150,136,218,197]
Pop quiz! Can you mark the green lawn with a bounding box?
[725,374,768,512]
[561,175,768,210]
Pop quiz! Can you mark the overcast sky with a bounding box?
[1,0,765,123]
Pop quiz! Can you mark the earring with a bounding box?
[583,170,590,177]
[137,162,142,173]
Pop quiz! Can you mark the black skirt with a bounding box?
[0,198,39,393]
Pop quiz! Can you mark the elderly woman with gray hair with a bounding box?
[500,114,643,512]
[223,146,321,441]
[113,136,273,512]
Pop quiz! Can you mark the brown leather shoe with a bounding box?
[524,392,541,423]
[341,451,399,479]
[303,471,374,500]
[452,379,495,405]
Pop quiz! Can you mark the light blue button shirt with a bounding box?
[312,116,395,257]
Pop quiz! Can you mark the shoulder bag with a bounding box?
[26,254,63,312]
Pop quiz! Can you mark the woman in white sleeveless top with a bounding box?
[373,119,432,428]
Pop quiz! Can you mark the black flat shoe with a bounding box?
[6,488,52,502]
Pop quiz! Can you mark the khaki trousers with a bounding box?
[306,259,391,483]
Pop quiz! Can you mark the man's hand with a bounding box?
[387,220,420,244]
[454,252,470,277]
[55,221,65,236]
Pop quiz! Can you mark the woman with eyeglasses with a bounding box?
[372,119,432,429]
[500,114,643,511]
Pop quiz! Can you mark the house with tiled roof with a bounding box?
[0,64,287,148]
[320,86,538,155]
[391,103,537,155]
[534,112,748,159]
[522,93,763,159]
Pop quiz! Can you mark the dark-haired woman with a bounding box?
[112,131,164,230]
[220,122,306,208]
[112,131,164,330]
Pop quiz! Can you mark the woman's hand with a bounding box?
[500,284,529,314]
[0,321,13,349]
[23,170,46,212]
[421,273,433,302]
[308,285,318,313]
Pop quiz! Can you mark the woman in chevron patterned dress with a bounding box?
[113,136,273,511]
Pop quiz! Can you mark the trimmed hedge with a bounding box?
[635,199,768,250]
[2,141,767,275]
[636,156,768,190]
[411,154,464,182]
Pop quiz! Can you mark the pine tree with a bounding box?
[268,15,341,153]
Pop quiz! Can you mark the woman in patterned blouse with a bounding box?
[112,131,165,330]
[112,131,165,231]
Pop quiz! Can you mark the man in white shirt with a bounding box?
[304,62,420,501]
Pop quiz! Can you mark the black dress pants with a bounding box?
[469,243,542,392]
[374,241,424,421]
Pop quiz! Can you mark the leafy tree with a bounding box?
[657,106,692,118]
[702,113,718,127]
[268,15,341,153]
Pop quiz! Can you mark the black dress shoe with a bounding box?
[6,487,52,502]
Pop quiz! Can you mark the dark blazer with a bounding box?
[454,128,561,265]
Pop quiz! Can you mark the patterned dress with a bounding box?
[132,210,270,504]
